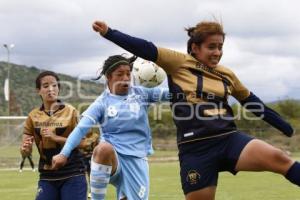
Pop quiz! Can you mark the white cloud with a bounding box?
[222,37,300,100]
[1,0,300,101]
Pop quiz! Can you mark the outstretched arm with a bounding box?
[241,92,294,137]
[92,20,158,61]
[51,116,95,169]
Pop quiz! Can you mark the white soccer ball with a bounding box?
[133,60,167,88]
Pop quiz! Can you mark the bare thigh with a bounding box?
[235,139,294,175]
[185,186,216,200]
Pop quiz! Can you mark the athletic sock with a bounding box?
[90,160,112,200]
[285,161,300,186]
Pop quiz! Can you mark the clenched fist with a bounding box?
[51,154,68,170]
[92,21,109,36]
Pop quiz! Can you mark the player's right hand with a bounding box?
[51,154,68,170]
[92,20,108,36]
[20,136,33,156]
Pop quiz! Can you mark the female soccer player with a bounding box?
[19,153,35,172]
[90,20,299,200]
[20,71,87,200]
[51,55,169,200]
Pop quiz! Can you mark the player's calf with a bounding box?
[90,160,112,200]
[285,161,300,187]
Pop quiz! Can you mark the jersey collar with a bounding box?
[40,100,65,116]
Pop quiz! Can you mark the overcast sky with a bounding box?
[1,0,300,101]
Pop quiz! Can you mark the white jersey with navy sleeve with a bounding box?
[82,86,169,158]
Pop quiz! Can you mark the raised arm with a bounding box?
[92,21,158,62]
[240,92,294,137]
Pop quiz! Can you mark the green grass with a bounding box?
[1,162,300,200]
[1,146,300,199]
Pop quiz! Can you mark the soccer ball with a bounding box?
[133,60,167,88]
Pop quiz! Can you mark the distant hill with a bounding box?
[0,62,103,116]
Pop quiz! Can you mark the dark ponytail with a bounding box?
[185,27,196,55]
[94,54,137,80]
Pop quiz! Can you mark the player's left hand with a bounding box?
[51,154,68,170]
[41,128,57,142]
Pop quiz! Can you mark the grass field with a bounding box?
[1,162,300,200]
[1,146,300,200]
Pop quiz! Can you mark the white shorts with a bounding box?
[110,151,149,200]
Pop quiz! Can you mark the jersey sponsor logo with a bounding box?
[35,121,63,127]
[186,170,201,185]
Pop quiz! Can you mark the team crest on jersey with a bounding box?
[186,170,201,185]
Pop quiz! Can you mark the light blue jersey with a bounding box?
[61,86,169,158]
[84,86,169,157]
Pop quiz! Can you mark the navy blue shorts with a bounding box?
[36,175,87,200]
[179,132,253,195]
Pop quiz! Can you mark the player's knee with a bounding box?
[270,148,293,173]
[93,142,115,162]
[272,148,290,162]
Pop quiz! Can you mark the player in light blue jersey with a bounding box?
[52,54,169,200]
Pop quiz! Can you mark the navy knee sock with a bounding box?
[285,161,300,186]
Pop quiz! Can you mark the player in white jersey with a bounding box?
[52,54,169,200]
